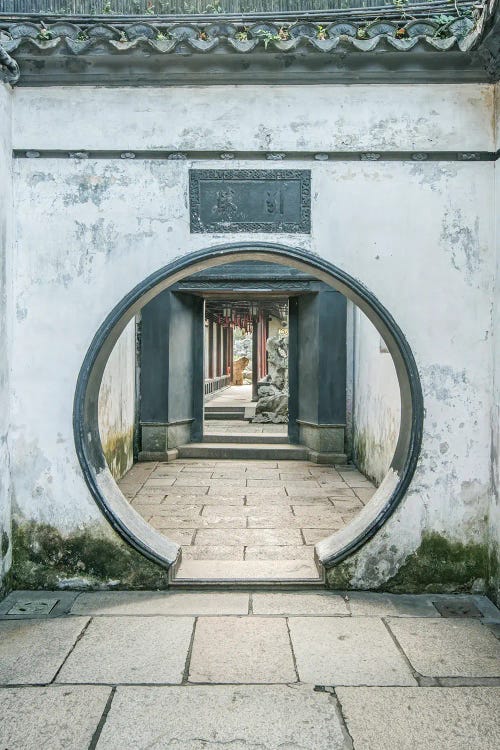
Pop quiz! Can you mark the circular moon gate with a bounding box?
[73,243,423,571]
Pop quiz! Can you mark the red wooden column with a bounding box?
[258,311,267,379]
[251,315,259,401]
[208,322,214,379]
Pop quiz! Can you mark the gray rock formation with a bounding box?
[253,335,288,423]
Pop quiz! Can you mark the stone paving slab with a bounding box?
[239,487,288,497]
[252,592,349,615]
[182,545,245,560]
[287,486,356,497]
[57,616,194,684]
[152,464,188,474]
[156,529,195,545]
[121,459,375,581]
[172,477,213,487]
[0,686,111,750]
[245,545,316,560]
[131,490,167,502]
[140,504,203,516]
[188,617,297,683]
[210,469,249,478]
[336,687,500,749]
[96,685,349,749]
[289,511,344,527]
[0,617,89,684]
[289,617,417,686]
[70,592,249,616]
[354,487,376,502]
[302,528,340,544]
[243,492,301,504]
[142,477,177,487]
[164,486,210,495]
[246,512,299,528]
[292,498,335,507]
[163,494,245,505]
[195,528,304,546]
[279,472,320,480]
[346,592,440,617]
[175,559,320,581]
[201,505,289,517]
[151,514,248,529]
[213,460,279,468]
[387,618,500,677]
[246,479,288,487]
[329,498,364,510]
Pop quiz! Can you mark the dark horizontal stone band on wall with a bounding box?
[13,149,499,162]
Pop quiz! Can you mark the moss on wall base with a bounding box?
[10,520,170,590]
[102,428,134,481]
[326,532,489,594]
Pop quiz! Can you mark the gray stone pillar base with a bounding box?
[298,421,347,463]
[138,448,179,463]
[140,420,192,459]
[308,450,348,465]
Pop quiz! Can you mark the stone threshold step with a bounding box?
[177,443,309,460]
[205,406,246,413]
[203,434,289,444]
[203,412,247,420]
[171,559,324,584]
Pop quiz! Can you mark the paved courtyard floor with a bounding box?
[119,459,375,579]
[0,590,499,748]
[204,418,288,437]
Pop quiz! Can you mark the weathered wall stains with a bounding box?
[352,308,400,486]
[489,82,500,605]
[98,319,136,481]
[327,532,489,594]
[0,83,12,593]
[10,520,169,590]
[12,85,494,152]
[6,83,498,590]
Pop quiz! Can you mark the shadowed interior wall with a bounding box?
[353,307,401,486]
[98,318,136,481]
[140,291,204,453]
[0,83,12,590]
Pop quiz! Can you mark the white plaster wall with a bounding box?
[98,318,136,481]
[7,83,497,585]
[12,85,494,152]
[353,308,401,486]
[0,83,12,588]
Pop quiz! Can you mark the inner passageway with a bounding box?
[92,249,410,584]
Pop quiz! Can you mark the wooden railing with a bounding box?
[204,374,230,397]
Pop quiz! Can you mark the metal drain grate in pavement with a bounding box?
[7,598,59,616]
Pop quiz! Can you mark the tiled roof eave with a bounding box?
[0,0,498,84]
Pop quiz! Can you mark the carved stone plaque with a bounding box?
[189,169,311,233]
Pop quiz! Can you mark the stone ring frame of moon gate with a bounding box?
[73,242,424,578]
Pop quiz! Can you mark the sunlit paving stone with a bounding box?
[119,457,375,580]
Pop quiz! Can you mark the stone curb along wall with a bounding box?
[2,83,500,595]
